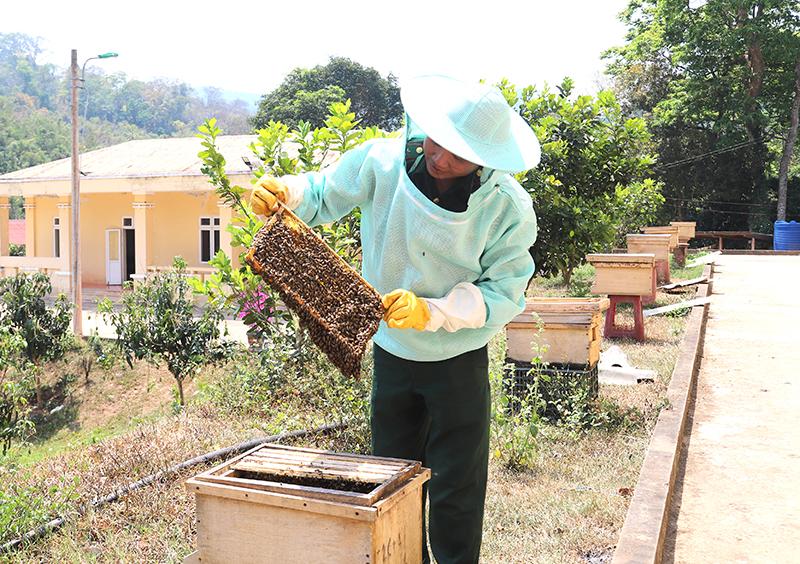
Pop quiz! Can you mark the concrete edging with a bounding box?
[611,263,714,564]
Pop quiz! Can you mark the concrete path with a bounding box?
[664,255,800,563]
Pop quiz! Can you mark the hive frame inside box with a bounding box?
[506,297,610,366]
[185,443,430,564]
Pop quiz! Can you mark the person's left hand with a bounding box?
[381,289,431,331]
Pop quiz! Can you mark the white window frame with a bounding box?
[199,216,221,263]
[53,217,61,258]
[122,216,134,229]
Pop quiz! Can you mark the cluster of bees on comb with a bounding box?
[245,208,384,377]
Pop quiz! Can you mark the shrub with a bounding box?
[0,272,72,404]
[99,258,238,406]
[0,326,35,455]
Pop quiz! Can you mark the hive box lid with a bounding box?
[510,297,610,326]
[587,253,655,265]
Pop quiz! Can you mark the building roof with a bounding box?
[0,135,258,184]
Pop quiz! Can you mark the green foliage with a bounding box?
[501,79,663,283]
[0,326,35,455]
[491,369,542,471]
[98,258,238,406]
[605,0,800,230]
[195,101,389,342]
[0,273,72,405]
[0,469,79,545]
[253,56,402,130]
[9,243,25,257]
[202,343,372,454]
[0,94,70,175]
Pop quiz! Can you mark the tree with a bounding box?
[0,95,70,175]
[253,57,402,130]
[606,0,800,230]
[505,78,663,284]
[0,273,72,405]
[99,258,236,406]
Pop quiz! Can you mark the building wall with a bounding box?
[148,191,226,268]
[34,196,59,258]
[80,192,135,285]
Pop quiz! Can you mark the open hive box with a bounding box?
[185,443,431,564]
[506,297,610,367]
[587,253,656,297]
[245,206,384,377]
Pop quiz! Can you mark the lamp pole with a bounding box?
[70,50,81,336]
[70,49,118,337]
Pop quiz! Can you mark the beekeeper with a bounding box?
[251,74,540,564]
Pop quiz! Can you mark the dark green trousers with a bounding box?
[371,343,490,564]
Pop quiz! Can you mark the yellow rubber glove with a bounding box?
[381,289,431,331]
[250,177,290,217]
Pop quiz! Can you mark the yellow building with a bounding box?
[0,136,256,292]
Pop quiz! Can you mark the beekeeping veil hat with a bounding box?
[401,74,541,173]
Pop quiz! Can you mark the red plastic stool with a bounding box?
[604,295,645,341]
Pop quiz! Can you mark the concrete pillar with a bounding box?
[0,197,9,256]
[133,197,153,276]
[24,198,36,257]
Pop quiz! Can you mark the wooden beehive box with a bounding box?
[626,234,671,262]
[641,225,680,249]
[184,444,431,564]
[506,297,610,366]
[670,221,697,243]
[587,253,656,296]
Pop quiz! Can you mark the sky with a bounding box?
[3,0,632,102]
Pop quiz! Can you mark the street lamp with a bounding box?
[70,49,118,336]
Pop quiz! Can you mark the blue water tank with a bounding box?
[774,220,800,250]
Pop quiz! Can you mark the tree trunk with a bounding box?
[738,4,768,231]
[177,378,185,406]
[777,57,800,222]
[562,266,573,287]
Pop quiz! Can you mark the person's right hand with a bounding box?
[250,177,290,217]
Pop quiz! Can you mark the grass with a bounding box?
[0,256,704,563]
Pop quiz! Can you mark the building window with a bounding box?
[200,216,221,262]
[122,216,134,228]
[53,217,61,258]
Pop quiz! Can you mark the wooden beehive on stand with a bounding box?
[245,206,384,378]
[626,234,672,283]
[670,221,696,244]
[184,444,431,564]
[587,253,656,297]
[506,297,610,367]
[642,225,680,249]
